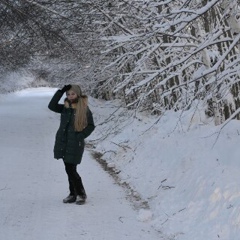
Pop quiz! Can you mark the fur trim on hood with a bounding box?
[64,99,77,109]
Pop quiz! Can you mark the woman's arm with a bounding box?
[48,85,71,113]
[48,90,65,113]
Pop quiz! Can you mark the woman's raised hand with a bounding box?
[61,85,72,93]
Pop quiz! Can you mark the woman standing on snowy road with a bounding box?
[48,84,95,205]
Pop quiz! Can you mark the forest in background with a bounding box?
[1,0,240,125]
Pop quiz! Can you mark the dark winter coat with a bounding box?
[48,90,95,165]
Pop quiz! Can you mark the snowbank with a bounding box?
[89,97,240,240]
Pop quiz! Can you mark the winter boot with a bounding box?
[76,194,87,205]
[63,194,76,203]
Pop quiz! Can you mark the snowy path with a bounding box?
[0,88,160,240]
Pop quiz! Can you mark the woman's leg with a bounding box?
[64,162,86,197]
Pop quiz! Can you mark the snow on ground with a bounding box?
[1,87,240,240]
[89,93,240,240]
[0,88,161,240]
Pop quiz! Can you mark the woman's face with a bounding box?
[67,90,78,102]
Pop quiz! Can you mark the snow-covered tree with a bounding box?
[1,0,240,124]
[0,0,102,89]
[94,0,240,124]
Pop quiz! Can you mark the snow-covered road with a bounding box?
[0,88,160,240]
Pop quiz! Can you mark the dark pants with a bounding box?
[64,162,86,196]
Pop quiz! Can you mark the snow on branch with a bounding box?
[94,0,240,124]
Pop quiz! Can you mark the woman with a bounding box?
[48,84,95,205]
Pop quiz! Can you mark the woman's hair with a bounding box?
[69,85,88,132]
